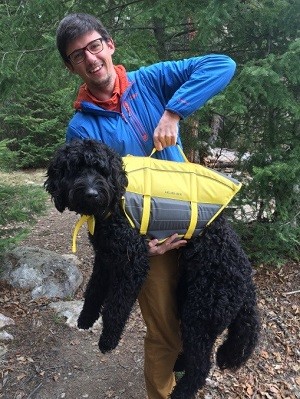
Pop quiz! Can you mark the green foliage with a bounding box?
[0,0,76,167]
[0,183,48,256]
[235,218,300,267]
[0,0,299,266]
[0,139,18,170]
[249,151,300,216]
[0,88,72,168]
[232,144,300,266]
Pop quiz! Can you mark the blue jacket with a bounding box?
[66,55,236,162]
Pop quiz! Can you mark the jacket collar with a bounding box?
[74,65,130,110]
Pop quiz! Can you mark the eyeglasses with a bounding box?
[67,38,104,64]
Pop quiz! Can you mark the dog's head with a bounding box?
[45,139,128,217]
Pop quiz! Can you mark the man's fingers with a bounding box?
[153,133,176,151]
[154,140,163,151]
[148,238,159,248]
[148,234,187,256]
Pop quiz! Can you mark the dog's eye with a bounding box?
[97,165,110,176]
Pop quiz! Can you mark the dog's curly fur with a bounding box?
[45,139,260,399]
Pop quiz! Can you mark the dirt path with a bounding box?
[1,200,299,399]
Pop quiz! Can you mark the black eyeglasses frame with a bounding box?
[67,38,104,64]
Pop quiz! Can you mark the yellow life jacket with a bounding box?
[122,146,242,242]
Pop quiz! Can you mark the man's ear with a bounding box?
[106,38,115,54]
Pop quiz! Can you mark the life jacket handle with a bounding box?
[149,144,189,163]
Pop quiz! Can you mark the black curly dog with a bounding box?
[45,139,259,399]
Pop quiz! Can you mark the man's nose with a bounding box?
[84,49,98,62]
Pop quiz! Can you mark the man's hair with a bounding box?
[56,13,111,63]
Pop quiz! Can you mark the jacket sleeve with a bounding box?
[139,54,236,119]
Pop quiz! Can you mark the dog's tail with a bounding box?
[216,284,260,370]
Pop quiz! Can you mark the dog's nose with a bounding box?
[85,188,99,199]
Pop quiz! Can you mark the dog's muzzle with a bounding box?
[68,174,112,216]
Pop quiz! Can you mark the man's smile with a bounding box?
[89,63,104,74]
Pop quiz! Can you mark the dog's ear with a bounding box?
[115,167,128,197]
[94,142,128,194]
[44,176,67,213]
[109,153,128,194]
[44,151,69,213]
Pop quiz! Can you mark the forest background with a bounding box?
[0,0,299,266]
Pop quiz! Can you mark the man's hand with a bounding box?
[153,110,180,151]
[148,234,187,256]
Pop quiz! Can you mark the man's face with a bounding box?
[65,30,116,94]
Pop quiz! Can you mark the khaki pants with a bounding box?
[138,250,182,399]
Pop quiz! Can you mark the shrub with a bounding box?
[0,183,48,259]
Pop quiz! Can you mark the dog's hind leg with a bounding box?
[216,283,260,370]
[77,253,110,330]
[173,230,252,397]
[170,332,216,399]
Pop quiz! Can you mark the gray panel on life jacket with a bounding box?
[124,192,221,240]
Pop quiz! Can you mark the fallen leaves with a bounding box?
[1,217,299,399]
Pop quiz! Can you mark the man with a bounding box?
[56,13,236,399]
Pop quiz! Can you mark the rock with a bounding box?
[49,300,102,331]
[0,344,8,359]
[1,246,83,299]
[0,331,14,341]
[0,314,14,329]
[0,314,15,343]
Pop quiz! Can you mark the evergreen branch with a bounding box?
[0,48,48,55]
[101,0,146,16]
[1,48,48,68]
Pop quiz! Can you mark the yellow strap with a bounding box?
[121,196,135,228]
[87,215,96,235]
[184,170,198,239]
[72,215,95,253]
[175,145,189,162]
[140,195,151,235]
[149,148,156,157]
[184,201,198,239]
[150,144,189,163]
[139,163,151,235]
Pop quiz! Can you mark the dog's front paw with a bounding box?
[77,311,98,330]
[98,333,119,353]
